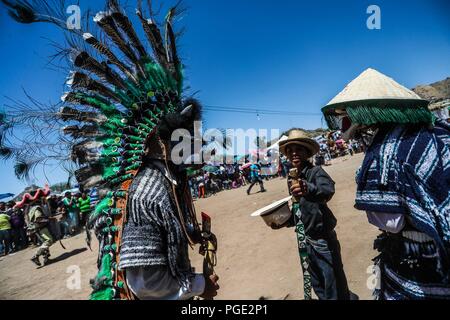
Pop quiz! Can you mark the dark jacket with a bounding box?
[288,162,337,239]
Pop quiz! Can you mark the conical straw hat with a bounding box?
[321,68,432,129]
[324,68,428,110]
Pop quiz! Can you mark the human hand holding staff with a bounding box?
[199,212,219,300]
[289,168,308,201]
[290,180,308,199]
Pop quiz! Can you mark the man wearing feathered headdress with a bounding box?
[1,0,219,299]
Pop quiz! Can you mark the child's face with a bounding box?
[286,145,309,168]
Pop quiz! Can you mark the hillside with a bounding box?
[413,77,450,110]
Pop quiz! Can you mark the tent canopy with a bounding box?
[0,193,14,201]
[267,135,288,151]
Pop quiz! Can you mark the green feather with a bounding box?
[89,254,115,300]
[93,196,114,217]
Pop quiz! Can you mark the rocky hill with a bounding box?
[413,77,450,109]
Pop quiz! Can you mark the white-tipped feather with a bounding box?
[66,72,75,86]
[61,92,70,102]
[83,32,94,40]
[93,11,107,23]
[81,141,103,150]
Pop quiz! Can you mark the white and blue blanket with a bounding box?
[355,120,450,258]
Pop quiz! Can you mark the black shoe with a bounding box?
[349,291,359,300]
[261,189,267,193]
[43,256,50,266]
[247,189,250,195]
[31,256,41,266]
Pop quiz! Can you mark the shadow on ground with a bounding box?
[38,247,88,268]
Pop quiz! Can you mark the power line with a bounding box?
[203,105,322,116]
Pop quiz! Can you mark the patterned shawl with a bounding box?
[355,120,450,258]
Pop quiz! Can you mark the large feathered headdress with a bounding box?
[2,0,202,300]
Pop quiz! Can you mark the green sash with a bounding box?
[292,202,312,300]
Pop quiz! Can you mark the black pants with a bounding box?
[306,231,350,300]
[247,177,265,193]
[11,227,27,250]
[0,229,11,255]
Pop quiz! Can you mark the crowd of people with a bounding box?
[187,131,364,200]
[314,132,365,166]
[188,162,275,199]
[0,191,93,257]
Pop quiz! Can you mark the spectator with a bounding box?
[9,204,27,251]
[47,195,59,215]
[197,175,206,198]
[56,203,70,239]
[207,178,220,196]
[0,208,12,256]
[0,202,6,214]
[62,192,79,235]
[239,171,247,186]
[246,162,266,195]
[189,177,198,199]
[77,192,91,228]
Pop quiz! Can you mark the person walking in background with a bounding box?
[26,204,54,266]
[246,162,266,195]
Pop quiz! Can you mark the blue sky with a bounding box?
[0,0,449,195]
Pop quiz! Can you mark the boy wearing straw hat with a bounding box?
[279,130,351,300]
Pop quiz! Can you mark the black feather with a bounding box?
[59,106,106,123]
[93,11,142,74]
[136,10,170,70]
[63,125,102,139]
[2,0,35,23]
[110,11,147,58]
[1,0,68,27]
[75,165,103,188]
[68,71,122,103]
[0,147,13,159]
[14,160,32,180]
[82,33,136,82]
[71,140,102,164]
[166,20,180,74]
[73,51,126,90]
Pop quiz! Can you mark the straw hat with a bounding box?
[324,68,427,110]
[321,68,432,130]
[251,196,293,228]
[278,130,320,158]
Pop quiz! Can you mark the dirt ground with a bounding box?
[0,153,380,300]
